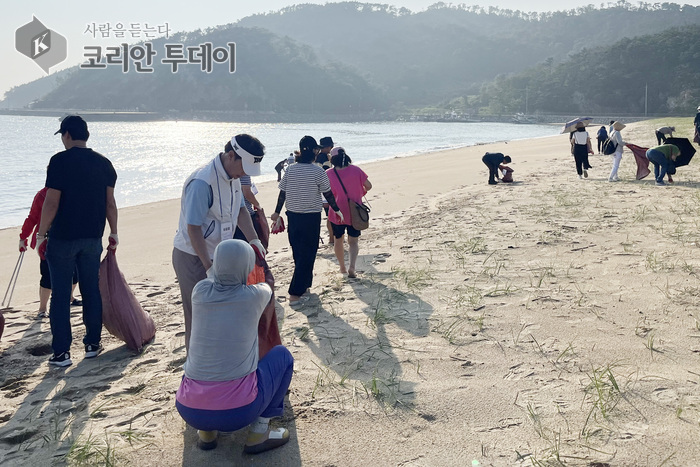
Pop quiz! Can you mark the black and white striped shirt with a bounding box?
[278,162,330,213]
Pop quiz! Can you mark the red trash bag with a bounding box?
[626,143,652,180]
[99,252,156,352]
[247,253,281,358]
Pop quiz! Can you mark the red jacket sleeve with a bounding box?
[20,188,47,249]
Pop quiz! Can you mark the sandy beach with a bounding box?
[2,119,700,466]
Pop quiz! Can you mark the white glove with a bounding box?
[335,210,345,223]
[36,235,46,258]
[108,233,119,251]
[19,238,27,253]
[249,238,266,257]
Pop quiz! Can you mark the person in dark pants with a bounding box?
[645,144,680,186]
[271,136,344,308]
[570,122,594,179]
[654,126,675,145]
[596,126,608,154]
[20,186,81,318]
[482,152,512,185]
[36,115,119,367]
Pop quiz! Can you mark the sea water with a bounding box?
[0,116,558,229]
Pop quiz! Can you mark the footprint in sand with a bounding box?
[0,378,28,399]
[26,342,53,356]
[131,358,160,370]
[372,252,392,264]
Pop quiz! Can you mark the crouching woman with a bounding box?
[176,239,294,454]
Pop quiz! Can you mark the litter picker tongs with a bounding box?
[1,251,24,310]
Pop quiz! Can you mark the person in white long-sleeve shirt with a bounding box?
[608,121,626,182]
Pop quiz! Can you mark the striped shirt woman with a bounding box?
[271,136,343,306]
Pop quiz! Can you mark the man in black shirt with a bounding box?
[37,116,118,367]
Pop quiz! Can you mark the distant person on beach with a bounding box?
[645,143,680,186]
[694,106,700,144]
[274,153,296,182]
[36,115,118,367]
[317,137,335,244]
[499,164,514,183]
[596,126,608,154]
[608,121,627,182]
[316,137,334,170]
[654,126,675,145]
[172,135,267,351]
[19,187,80,319]
[326,147,372,278]
[271,136,344,308]
[481,152,511,185]
[175,240,294,455]
[570,122,594,179]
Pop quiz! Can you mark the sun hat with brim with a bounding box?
[613,121,626,131]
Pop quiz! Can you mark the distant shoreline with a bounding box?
[0,108,659,125]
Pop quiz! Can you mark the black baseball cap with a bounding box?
[54,115,88,136]
[299,135,320,152]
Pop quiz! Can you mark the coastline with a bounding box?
[2,119,700,465]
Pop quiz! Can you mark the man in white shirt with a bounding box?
[172,134,266,351]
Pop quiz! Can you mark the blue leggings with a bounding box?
[176,345,294,432]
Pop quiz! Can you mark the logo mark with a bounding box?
[16,16,67,74]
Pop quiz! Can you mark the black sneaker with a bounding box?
[48,352,72,367]
[85,343,103,359]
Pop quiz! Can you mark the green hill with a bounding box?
[475,25,700,115]
[20,26,386,114]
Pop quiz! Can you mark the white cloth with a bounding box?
[572,131,589,145]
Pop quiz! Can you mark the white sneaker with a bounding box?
[578,174,583,179]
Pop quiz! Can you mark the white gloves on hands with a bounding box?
[249,238,266,258]
[108,233,119,251]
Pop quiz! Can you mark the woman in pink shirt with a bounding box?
[326,147,372,278]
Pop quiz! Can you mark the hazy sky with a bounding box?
[3,0,700,97]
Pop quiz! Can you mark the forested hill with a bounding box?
[4,2,699,115]
[475,25,700,115]
[237,2,700,105]
[14,26,386,114]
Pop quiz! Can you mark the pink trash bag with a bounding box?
[99,252,156,352]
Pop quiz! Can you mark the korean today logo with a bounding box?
[15,16,68,74]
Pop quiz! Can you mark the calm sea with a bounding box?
[0,116,558,229]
